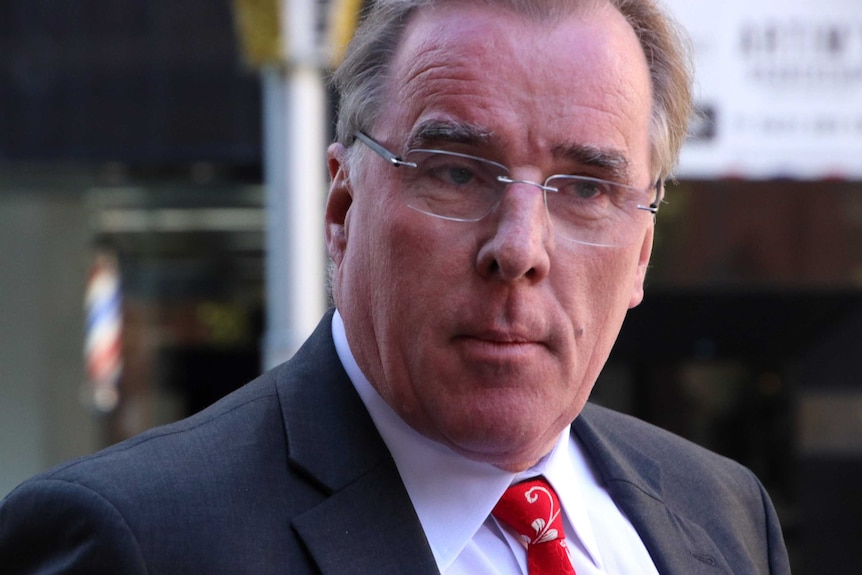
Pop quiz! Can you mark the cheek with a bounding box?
[344,201,448,323]
[385,208,467,285]
[336,197,396,320]
[560,246,641,347]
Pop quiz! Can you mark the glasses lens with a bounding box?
[545,175,655,247]
[383,142,655,248]
[400,150,508,221]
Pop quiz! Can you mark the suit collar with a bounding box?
[276,309,385,492]
[573,403,731,574]
[275,310,438,574]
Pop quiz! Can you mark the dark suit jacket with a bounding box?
[0,311,790,574]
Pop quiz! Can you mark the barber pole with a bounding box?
[84,250,123,412]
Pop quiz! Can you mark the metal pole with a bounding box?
[262,0,327,369]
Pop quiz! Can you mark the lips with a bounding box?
[452,327,549,364]
[462,328,538,344]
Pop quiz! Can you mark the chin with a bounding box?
[434,407,566,468]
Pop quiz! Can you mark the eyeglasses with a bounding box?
[353,131,662,247]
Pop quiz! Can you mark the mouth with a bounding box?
[453,330,548,362]
[467,328,535,343]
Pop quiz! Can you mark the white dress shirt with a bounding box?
[332,311,659,574]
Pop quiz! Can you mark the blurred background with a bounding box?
[0,0,860,572]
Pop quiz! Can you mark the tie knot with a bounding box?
[492,477,576,574]
[493,478,564,546]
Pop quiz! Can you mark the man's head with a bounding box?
[333,0,692,182]
[325,0,693,471]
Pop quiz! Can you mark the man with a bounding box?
[0,0,791,573]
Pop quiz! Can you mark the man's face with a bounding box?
[326,2,655,470]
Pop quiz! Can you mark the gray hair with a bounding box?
[330,0,693,181]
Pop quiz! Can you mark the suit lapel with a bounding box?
[572,405,732,575]
[275,311,438,574]
[603,480,731,574]
[293,459,439,574]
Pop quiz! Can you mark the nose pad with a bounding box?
[493,175,554,227]
[496,175,557,195]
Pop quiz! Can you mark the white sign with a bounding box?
[663,0,862,179]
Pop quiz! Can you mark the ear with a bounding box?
[628,223,654,309]
[325,143,353,267]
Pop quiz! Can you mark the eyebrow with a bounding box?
[407,120,494,150]
[552,143,631,181]
[405,120,632,181]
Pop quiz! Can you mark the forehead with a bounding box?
[378,2,652,173]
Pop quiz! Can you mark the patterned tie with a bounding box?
[492,477,577,575]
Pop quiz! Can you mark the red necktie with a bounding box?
[492,477,577,575]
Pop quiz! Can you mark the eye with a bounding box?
[435,165,475,186]
[557,177,612,200]
[418,153,494,187]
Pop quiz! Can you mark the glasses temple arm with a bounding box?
[354,131,414,167]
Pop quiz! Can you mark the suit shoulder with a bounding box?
[575,403,772,533]
[22,369,284,494]
[0,362,330,574]
[575,403,790,574]
[576,402,757,488]
[578,402,729,455]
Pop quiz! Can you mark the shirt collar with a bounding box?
[332,310,603,571]
[543,431,605,571]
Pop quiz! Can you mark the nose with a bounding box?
[476,181,553,283]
